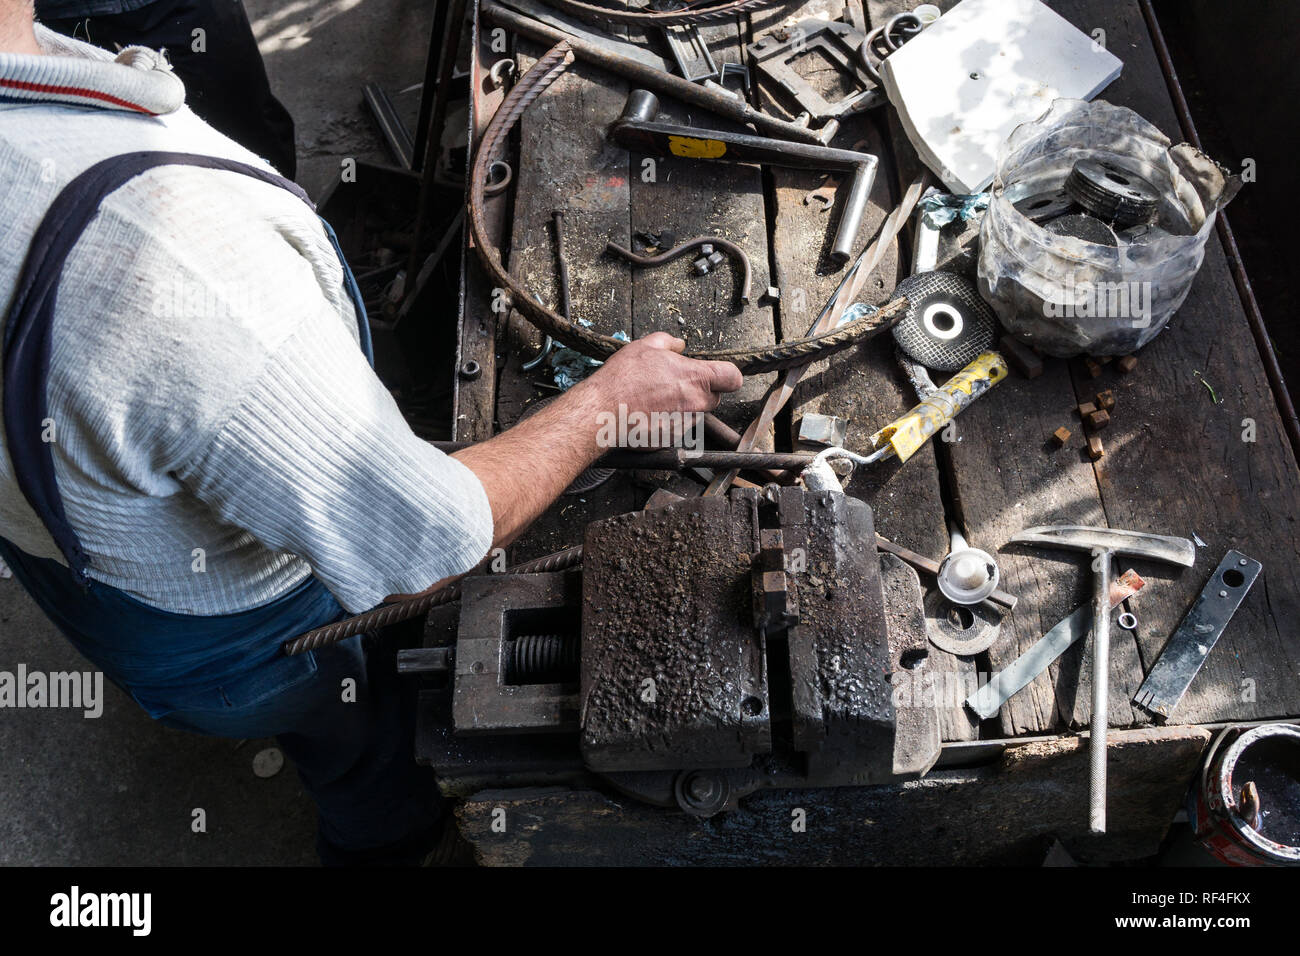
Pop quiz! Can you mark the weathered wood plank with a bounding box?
[496,45,640,561]
[625,19,778,440]
[454,9,510,442]
[456,725,1209,864]
[1048,0,1300,725]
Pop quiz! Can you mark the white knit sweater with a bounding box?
[0,27,493,614]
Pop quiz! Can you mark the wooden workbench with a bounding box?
[450,0,1300,863]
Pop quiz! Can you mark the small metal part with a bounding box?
[1012,187,1076,223]
[662,23,719,83]
[699,242,714,256]
[1065,159,1160,227]
[925,593,1001,656]
[521,336,553,371]
[483,158,513,196]
[674,770,731,817]
[796,413,848,449]
[762,285,779,302]
[606,235,753,304]
[1118,612,1137,631]
[459,359,482,380]
[936,522,1000,607]
[874,535,1018,611]
[397,646,454,674]
[720,61,750,94]
[748,18,884,120]
[805,180,837,210]
[691,256,711,275]
[488,57,518,90]
[1133,550,1263,719]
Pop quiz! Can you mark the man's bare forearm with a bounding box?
[450,375,610,549]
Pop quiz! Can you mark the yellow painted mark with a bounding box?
[668,135,727,159]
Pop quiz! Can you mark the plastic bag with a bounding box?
[977,98,1240,358]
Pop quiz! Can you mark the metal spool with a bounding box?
[891,271,998,372]
[1064,159,1159,227]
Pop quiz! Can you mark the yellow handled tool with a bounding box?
[867,351,1008,463]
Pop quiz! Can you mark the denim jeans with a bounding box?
[0,541,440,865]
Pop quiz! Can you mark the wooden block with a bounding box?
[998,336,1043,379]
[1115,354,1138,373]
[1052,426,1071,447]
[1086,408,1111,430]
[1087,434,1104,460]
[1095,389,1116,412]
[1078,401,1097,418]
[1083,357,1103,378]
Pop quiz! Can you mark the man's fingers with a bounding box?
[641,331,686,353]
[703,360,744,394]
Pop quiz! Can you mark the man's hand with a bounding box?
[586,331,744,417]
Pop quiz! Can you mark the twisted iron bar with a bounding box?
[467,40,910,374]
[282,546,585,655]
[540,0,785,26]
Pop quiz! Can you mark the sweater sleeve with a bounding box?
[176,314,494,614]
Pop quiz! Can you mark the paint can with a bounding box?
[1188,723,1300,866]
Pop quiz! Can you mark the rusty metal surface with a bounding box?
[579,490,771,771]
[779,486,896,784]
[453,570,583,734]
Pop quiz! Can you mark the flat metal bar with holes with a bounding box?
[1133,551,1263,720]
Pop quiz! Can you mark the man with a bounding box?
[36,0,297,176]
[0,2,743,864]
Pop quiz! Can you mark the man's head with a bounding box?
[0,1,40,56]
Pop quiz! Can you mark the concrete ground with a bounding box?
[0,0,434,866]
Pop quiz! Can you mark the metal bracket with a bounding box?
[662,24,719,83]
[747,19,884,122]
[1133,551,1262,719]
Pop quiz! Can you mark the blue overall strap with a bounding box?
[3,150,371,583]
